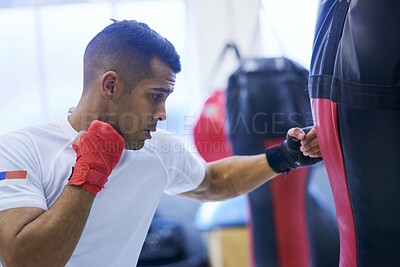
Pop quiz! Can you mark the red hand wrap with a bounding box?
[68,120,125,196]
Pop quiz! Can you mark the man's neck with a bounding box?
[68,105,101,133]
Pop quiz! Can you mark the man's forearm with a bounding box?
[1,186,94,267]
[207,126,322,201]
[204,154,278,201]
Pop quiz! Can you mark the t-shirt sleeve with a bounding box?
[155,130,206,195]
[0,132,47,211]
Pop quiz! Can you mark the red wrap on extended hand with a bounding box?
[68,120,125,196]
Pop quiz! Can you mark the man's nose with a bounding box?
[153,105,167,121]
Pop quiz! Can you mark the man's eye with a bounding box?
[152,94,162,101]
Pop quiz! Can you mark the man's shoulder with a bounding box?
[148,128,186,148]
[1,119,57,139]
[146,128,198,159]
[0,118,72,155]
[151,128,176,140]
[143,128,182,155]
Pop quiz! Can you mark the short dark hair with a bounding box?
[83,20,181,92]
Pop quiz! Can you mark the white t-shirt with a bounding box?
[0,114,205,267]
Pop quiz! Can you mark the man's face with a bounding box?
[115,58,176,150]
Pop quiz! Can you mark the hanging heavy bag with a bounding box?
[225,45,339,267]
[227,56,311,150]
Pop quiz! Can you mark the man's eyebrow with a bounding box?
[152,88,174,94]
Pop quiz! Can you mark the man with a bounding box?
[0,20,321,267]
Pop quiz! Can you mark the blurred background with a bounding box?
[0,0,317,135]
[1,1,334,267]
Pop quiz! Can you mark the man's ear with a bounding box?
[101,71,121,99]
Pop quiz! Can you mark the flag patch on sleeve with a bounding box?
[0,170,28,181]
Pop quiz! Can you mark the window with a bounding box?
[0,0,187,134]
[260,0,318,68]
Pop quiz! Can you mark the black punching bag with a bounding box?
[310,0,400,266]
[227,57,339,267]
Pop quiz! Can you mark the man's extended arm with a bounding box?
[181,127,322,202]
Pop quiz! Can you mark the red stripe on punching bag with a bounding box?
[266,139,310,267]
[311,98,357,267]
